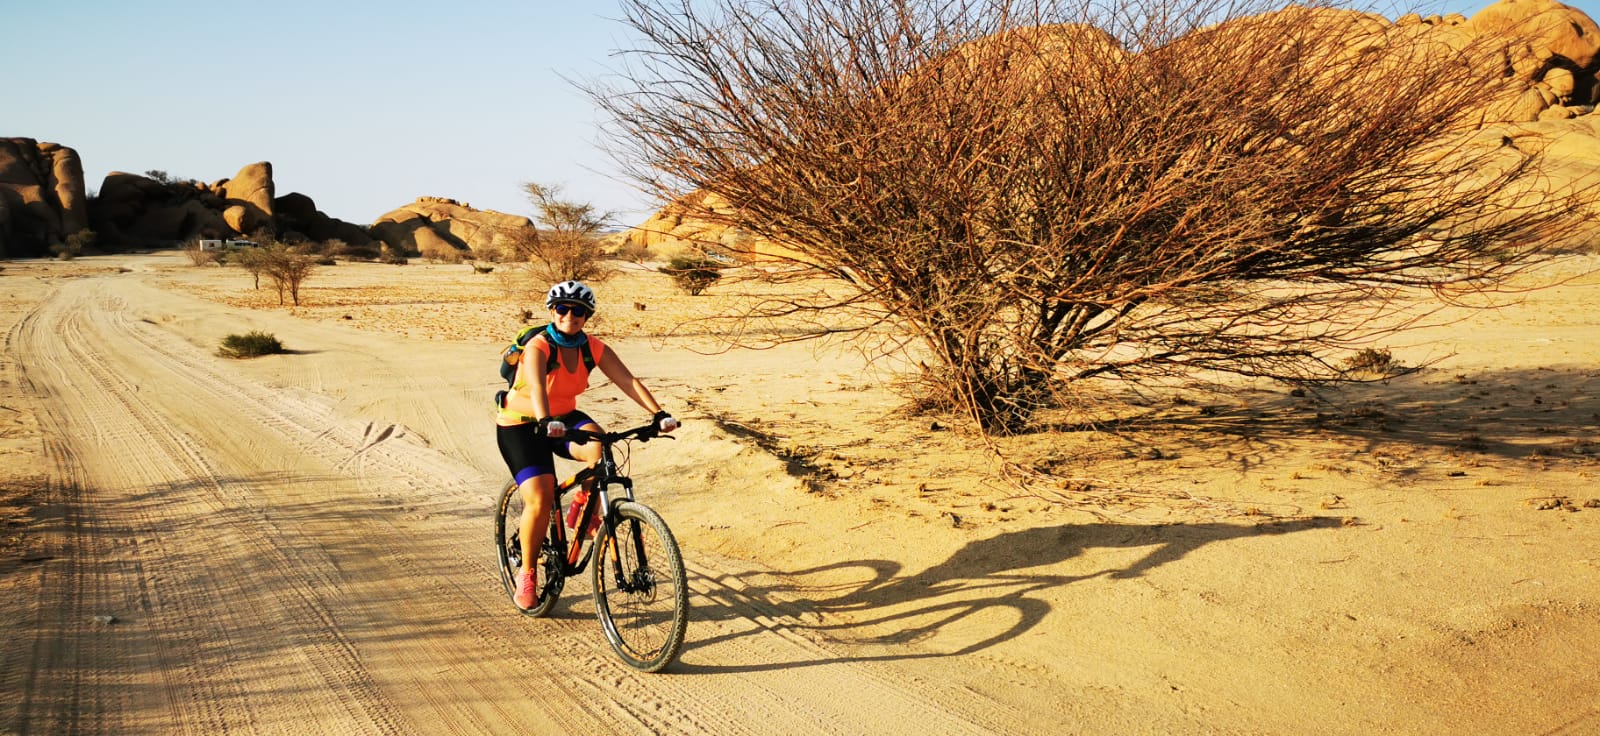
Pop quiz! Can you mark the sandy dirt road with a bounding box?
[5,255,1600,735]
[2,266,1038,735]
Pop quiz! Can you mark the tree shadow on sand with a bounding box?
[1040,365,1600,473]
[679,516,1340,674]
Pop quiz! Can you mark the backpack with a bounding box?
[500,325,595,387]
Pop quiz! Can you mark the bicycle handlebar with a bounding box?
[562,421,676,446]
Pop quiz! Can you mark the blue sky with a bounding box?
[9,1,646,226]
[8,0,1553,228]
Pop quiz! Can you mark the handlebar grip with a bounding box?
[560,422,674,446]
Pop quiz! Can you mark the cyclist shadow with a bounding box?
[680,516,1341,674]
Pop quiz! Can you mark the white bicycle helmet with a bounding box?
[545,280,597,311]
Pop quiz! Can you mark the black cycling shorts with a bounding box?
[497,410,597,485]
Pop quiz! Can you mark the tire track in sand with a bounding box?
[14,276,640,733]
[14,281,412,733]
[10,270,1039,735]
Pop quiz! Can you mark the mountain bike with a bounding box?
[493,422,689,672]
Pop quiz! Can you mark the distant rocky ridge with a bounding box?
[89,162,322,250]
[0,145,542,260]
[371,196,536,261]
[623,0,1600,257]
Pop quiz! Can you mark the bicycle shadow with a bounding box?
[676,516,1340,674]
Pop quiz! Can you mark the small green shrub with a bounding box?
[219,331,285,358]
[49,231,93,260]
[661,254,724,295]
[65,229,97,255]
[328,239,382,261]
[1343,348,1396,373]
[613,241,652,263]
[423,245,466,264]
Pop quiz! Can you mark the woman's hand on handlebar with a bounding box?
[653,410,679,433]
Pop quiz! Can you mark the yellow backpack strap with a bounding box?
[500,325,545,386]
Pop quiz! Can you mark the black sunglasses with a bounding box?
[553,303,591,318]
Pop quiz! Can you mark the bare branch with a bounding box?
[593,0,1588,433]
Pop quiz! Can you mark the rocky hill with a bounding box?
[0,139,90,258]
[371,196,537,262]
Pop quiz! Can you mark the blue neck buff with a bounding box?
[545,323,588,348]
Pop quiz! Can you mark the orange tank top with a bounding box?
[495,333,607,426]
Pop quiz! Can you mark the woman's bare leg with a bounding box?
[518,474,556,577]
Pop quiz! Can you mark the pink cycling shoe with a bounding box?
[514,569,537,610]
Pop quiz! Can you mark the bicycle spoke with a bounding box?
[593,502,688,672]
[495,480,562,617]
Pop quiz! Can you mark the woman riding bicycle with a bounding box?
[496,280,678,610]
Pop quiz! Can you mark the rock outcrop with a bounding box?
[370,196,537,260]
[1388,0,1599,122]
[3,144,522,258]
[217,161,275,235]
[2,145,531,259]
[0,138,89,258]
[1467,0,1599,78]
[618,190,784,259]
[90,163,273,247]
[273,191,376,249]
[93,171,223,245]
[81,162,375,251]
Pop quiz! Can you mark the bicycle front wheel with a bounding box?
[592,501,689,672]
[495,480,562,618]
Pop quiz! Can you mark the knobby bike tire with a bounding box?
[494,480,563,617]
[591,501,689,672]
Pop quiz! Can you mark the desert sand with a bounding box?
[2,251,1597,735]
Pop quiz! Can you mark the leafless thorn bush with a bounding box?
[593,0,1583,435]
[183,240,219,266]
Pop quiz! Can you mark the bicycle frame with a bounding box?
[550,432,638,571]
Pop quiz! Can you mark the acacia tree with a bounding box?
[593,0,1579,433]
[233,246,267,289]
[518,182,616,284]
[257,243,317,306]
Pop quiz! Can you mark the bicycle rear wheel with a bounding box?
[592,501,688,672]
[494,480,562,617]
